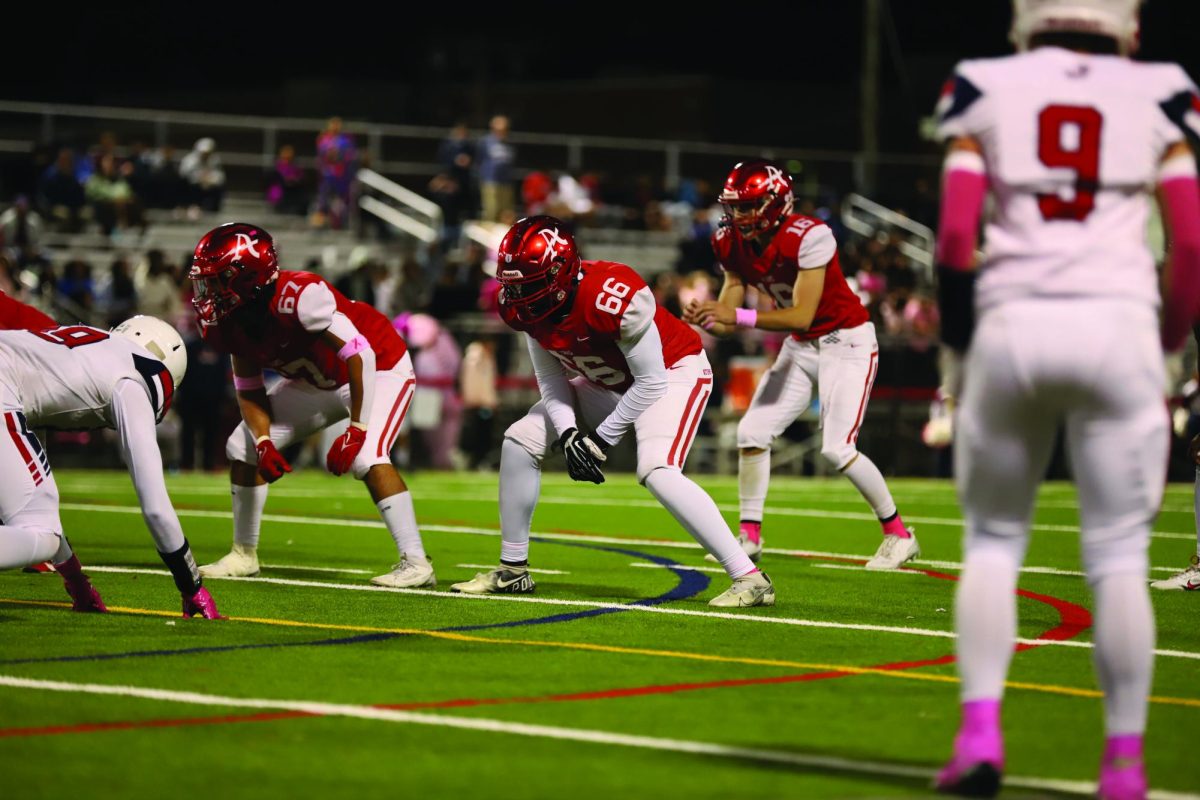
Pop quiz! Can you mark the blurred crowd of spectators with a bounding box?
[0,111,948,473]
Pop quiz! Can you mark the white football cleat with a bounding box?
[865,530,921,571]
[1150,555,1200,591]
[449,566,535,594]
[708,571,775,607]
[705,533,763,564]
[370,555,436,589]
[198,543,260,578]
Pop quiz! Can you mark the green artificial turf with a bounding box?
[0,470,1197,799]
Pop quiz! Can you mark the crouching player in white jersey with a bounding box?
[0,313,221,618]
[687,160,918,570]
[451,216,775,607]
[933,2,1200,797]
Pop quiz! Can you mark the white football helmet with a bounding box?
[112,316,187,390]
[1010,0,1142,54]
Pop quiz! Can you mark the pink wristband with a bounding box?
[337,335,369,361]
[734,308,758,328]
[233,374,265,391]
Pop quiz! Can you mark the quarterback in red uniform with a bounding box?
[451,216,774,607]
[686,161,917,569]
[190,223,433,588]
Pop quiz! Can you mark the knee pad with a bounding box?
[821,443,857,471]
[1081,526,1150,584]
[503,433,546,468]
[225,425,253,464]
[637,461,678,486]
[736,411,774,450]
[963,526,1028,569]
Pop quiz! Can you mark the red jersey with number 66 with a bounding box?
[713,214,867,341]
[200,270,406,389]
[500,261,701,393]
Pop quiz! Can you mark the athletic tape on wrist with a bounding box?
[349,421,368,431]
[337,335,369,361]
[734,308,758,328]
[233,374,265,391]
[255,435,272,446]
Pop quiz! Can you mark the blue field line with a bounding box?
[0,539,710,666]
[439,538,710,632]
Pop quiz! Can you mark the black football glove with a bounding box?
[554,428,609,484]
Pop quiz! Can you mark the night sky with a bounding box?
[4,1,1198,151]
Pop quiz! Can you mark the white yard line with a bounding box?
[261,563,373,575]
[629,562,728,574]
[0,676,1192,800]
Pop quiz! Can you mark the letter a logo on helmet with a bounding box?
[230,233,262,261]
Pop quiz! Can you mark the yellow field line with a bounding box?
[4,598,1198,710]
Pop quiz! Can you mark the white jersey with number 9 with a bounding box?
[936,46,1200,314]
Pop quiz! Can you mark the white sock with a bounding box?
[644,468,756,579]
[1092,573,1155,735]
[738,450,770,523]
[0,526,61,569]
[499,438,540,564]
[842,454,897,519]
[1194,467,1200,559]
[955,544,1021,701]
[377,492,425,561]
[231,483,268,548]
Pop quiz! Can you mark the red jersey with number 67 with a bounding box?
[200,270,406,389]
[935,48,1200,313]
[500,261,701,393]
[713,214,867,341]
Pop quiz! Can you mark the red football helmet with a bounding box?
[718,160,795,238]
[496,216,581,324]
[188,223,279,323]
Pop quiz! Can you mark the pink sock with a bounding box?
[962,699,1001,735]
[881,513,910,538]
[1103,734,1143,763]
[740,520,762,544]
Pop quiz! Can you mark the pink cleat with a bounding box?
[55,555,107,613]
[935,700,1003,798]
[182,587,222,620]
[1098,736,1146,800]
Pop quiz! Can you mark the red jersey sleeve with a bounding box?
[0,291,56,330]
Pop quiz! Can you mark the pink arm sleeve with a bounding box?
[1160,165,1200,351]
[935,150,987,271]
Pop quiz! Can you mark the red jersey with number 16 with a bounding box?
[500,261,702,393]
[712,214,867,341]
[200,270,406,390]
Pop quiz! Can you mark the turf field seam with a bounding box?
[0,675,1194,800]
[58,502,1196,541]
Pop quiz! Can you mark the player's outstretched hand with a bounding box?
[682,299,704,325]
[554,427,608,484]
[326,425,367,476]
[691,301,735,331]
[255,438,293,483]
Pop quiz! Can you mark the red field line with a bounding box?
[0,556,1093,740]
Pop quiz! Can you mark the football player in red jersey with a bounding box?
[190,223,433,589]
[685,161,917,570]
[451,216,774,607]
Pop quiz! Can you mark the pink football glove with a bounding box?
[255,438,292,483]
[326,425,366,476]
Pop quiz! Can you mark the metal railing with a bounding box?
[841,192,935,276]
